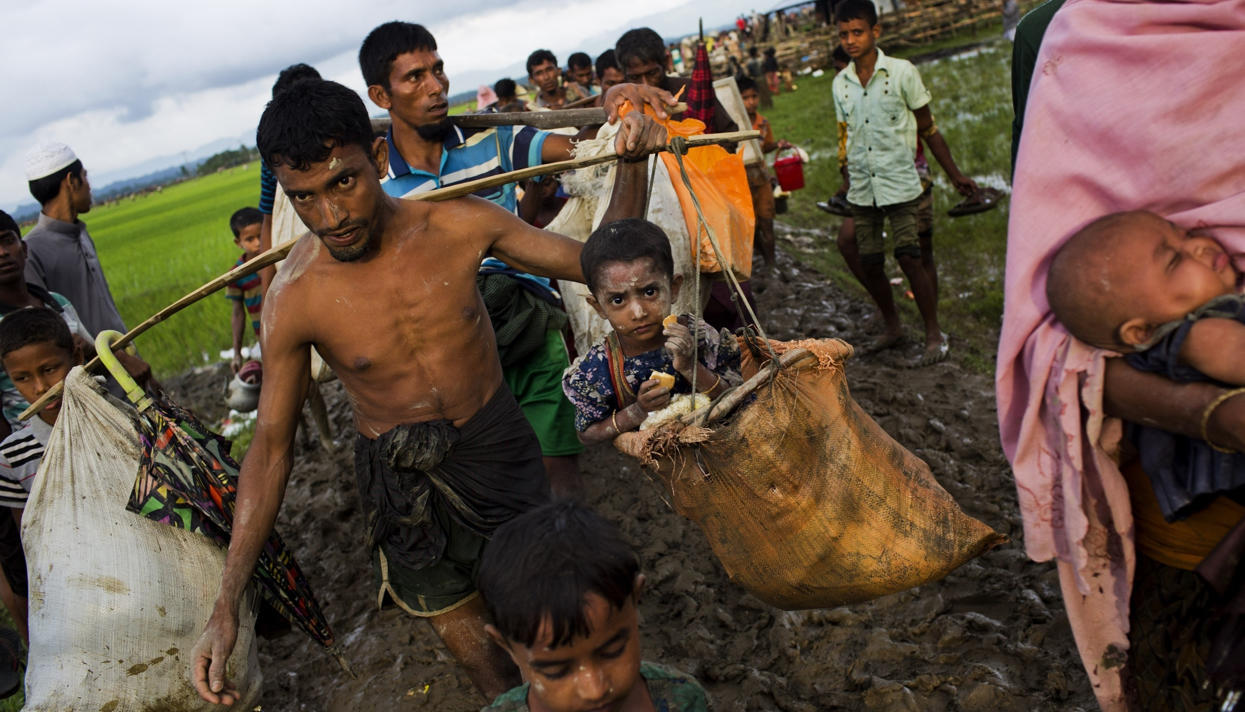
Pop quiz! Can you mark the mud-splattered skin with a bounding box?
[191,139,585,705]
[488,589,652,712]
[267,141,584,435]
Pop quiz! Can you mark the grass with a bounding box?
[84,163,260,378]
[763,38,1013,372]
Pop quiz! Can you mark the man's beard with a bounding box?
[415,117,452,141]
[322,225,373,263]
[326,237,370,262]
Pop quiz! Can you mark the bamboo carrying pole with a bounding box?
[18,128,760,421]
[369,102,690,132]
[450,102,691,129]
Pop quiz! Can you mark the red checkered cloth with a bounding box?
[685,41,715,127]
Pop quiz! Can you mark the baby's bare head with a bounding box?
[1047,210,1238,350]
[1047,211,1166,350]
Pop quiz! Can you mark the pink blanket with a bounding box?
[997,0,1245,708]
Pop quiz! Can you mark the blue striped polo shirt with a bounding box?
[382,124,557,294]
[382,124,548,212]
[258,161,277,215]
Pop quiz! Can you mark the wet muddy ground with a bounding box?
[167,228,1095,711]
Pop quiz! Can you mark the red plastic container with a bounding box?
[773,149,805,191]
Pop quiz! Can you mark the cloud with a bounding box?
[1,0,765,210]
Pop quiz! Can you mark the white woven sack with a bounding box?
[550,122,709,358]
[22,368,261,710]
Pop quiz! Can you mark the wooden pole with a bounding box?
[415,129,758,202]
[18,128,760,421]
[446,102,688,130]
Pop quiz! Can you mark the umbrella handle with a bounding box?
[95,330,152,412]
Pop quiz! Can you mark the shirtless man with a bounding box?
[190,79,666,704]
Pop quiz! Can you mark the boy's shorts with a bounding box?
[504,329,584,458]
[916,184,934,235]
[850,195,923,259]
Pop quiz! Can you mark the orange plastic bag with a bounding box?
[620,104,755,280]
[616,338,1005,610]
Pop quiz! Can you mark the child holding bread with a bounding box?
[563,218,742,445]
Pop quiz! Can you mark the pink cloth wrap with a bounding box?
[996,0,1245,708]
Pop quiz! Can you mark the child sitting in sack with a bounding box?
[562,218,742,444]
[1046,209,1245,520]
[478,499,710,712]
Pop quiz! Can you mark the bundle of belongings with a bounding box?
[21,368,263,710]
[617,337,1004,609]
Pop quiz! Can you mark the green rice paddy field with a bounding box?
[41,36,1013,380]
[81,164,259,377]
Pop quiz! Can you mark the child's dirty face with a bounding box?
[504,593,644,712]
[589,258,681,349]
[740,88,760,116]
[234,222,262,258]
[837,18,879,60]
[1113,214,1239,337]
[3,341,76,425]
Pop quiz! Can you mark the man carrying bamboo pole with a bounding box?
[359,21,676,498]
[190,78,666,705]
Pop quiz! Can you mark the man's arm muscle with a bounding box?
[443,197,585,283]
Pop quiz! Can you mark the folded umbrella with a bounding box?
[96,332,350,673]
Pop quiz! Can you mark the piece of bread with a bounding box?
[663,314,679,329]
[649,371,676,390]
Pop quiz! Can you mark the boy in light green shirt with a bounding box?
[832,0,978,365]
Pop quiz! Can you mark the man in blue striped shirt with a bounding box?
[360,21,674,498]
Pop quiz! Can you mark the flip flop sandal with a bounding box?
[947,187,1003,217]
[816,195,853,217]
[910,334,950,368]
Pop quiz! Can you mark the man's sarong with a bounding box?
[354,384,549,576]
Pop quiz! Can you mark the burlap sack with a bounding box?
[617,338,1005,609]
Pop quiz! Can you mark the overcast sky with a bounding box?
[0,0,780,213]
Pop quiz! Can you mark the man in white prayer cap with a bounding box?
[21,142,127,336]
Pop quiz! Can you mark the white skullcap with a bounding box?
[24,142,79,181]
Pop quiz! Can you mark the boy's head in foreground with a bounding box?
[229,207,264,258]
[480,500,645,712]
[0,308,81,425]
[580,219,680,351]
[1047,210,1240,350]
[835,0,880,61]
